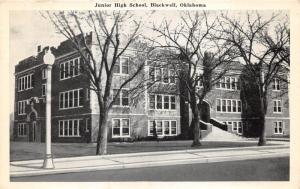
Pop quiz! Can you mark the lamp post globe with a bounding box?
[43,48,55,65]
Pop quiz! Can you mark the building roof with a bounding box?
[15,33,92,74]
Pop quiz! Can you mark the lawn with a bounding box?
[10,140,274,161]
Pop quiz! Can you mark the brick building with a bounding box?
[13,35,290,143]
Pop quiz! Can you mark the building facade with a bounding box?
[13,35,290,143]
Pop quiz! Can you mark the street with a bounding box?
[11,157,289,181]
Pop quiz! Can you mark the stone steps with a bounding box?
[202,125,245,141]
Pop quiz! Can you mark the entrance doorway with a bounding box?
[30,121,37,142]
[200,100,211,123]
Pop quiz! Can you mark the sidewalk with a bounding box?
[266,137,290,142]
[10,141,289,178]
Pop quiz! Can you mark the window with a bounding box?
[231,77,236,89]
[17,100,27,115]
[163,68,169,83]
[232,100,237,112]
[157,95,162,109]
[220,77,225,88]
[238,122,242,134]
[274,121,283,134]
[122,90,129,106]
[216,76,240,90]
[155,67,162,81]
[196,78,203,87]
[238,101,242,112]
[171,121,177,135]
[273,100,282,113]
[226,121,232,129]
[272,78,280,91]
[149,65,176,84]
[227,100,231,112]
[156,121,163,135]
[216,99,221,112]
[236,78,241,90]
[112,118,130,137]
[113,57,129,75]
[59,119,81,137]
[18,123,27,136]
[149,66,155,82]
[148,120,177,136]
[60,57,81,80]
[226,121,243,135]
[149,121,154,136]
[42,84,46,96]
[149,94,155,109]
[149,94,176,110]
[59,89,84,109]
[42,68,47,79]
[86,88,90,101]
[113,89,129,106]
[17,74,34,91]
[216,98,242,113]
[170,96,176,109]
[164,96,169,109]
[226,77,231,89]
[169,69,176,83]
[164,121,170,135]
[222,100,226,112]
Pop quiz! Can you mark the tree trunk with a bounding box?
[258,115,266,146]
[190,93,201,147]
[258,95,267,146]
[96,111,108,155]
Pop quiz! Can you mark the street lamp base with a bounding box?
[43,154,54,169]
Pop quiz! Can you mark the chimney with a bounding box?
[37,45,41,53]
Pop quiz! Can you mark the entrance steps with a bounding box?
[202,125,245,141]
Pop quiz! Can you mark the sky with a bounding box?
[9,10,287,113]
[9,11,67,113]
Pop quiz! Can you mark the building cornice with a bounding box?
[14,64,44,76]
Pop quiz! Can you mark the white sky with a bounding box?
[9,10,287,113]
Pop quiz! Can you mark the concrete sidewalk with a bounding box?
[10,141,289,178]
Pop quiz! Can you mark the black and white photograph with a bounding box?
[0,0,298,187]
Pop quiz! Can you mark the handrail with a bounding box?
[210,118,227,131]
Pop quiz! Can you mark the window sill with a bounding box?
[148,134,178,137]
[60,75,81,81]
[59,106,84,110]
[153,81,177,85]
[113,73,129,76]
[216,88,239,91]
[216,111,242,114]
[112,135,131,138]
[112,105,130,108]
[148,109,177,111]
[18,87,34,92]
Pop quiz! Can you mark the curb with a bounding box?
[10,149,289,178]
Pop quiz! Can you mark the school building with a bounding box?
[13,34,290,143]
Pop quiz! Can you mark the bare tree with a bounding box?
[44,11,154,155]
[151,11,237,147]
[216,11,290,145]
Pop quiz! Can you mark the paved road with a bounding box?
[11,157,289,181]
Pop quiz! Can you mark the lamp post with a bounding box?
[43,48,55,169]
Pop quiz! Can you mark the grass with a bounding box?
[10,140,275,162]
